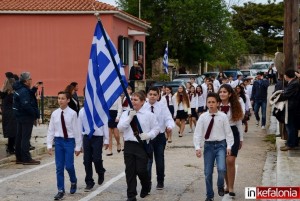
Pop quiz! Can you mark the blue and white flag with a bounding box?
[84,23,127,137]
[163,41,168,74]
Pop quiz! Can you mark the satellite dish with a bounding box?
[274,52,285,74]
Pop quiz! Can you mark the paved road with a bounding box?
[0,116,271,201]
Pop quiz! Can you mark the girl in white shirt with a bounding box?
[218,84,244,198]
[188,86,198,133]
[172,85,191,137]
[107,96,122,156]
[162,86,174,142]
[196,85,205,116]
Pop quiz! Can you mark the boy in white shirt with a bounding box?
[193,92,234,201]
[47,91,82,200]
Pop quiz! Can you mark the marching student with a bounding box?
[188,85,198,133]
[196,85,205,116]
[78,105,109,191]
[144,87,175,191]
[194,92,234,201]
[162,86,174,142]
[117,91,159,201]
[107,96,122,156]
[173,85,191,137]
[218,84,244,198]
[122,86,133,111]
[47,91,82,200]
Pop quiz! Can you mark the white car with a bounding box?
[241,69,257,83]
[249,61,273,75]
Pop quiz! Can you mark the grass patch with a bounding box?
[264,134,276,144]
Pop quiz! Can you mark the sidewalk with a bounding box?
[0,123,48,166]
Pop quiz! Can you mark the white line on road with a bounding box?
[79,172,125,201]
[0,161,55,184]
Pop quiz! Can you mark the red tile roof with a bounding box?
[0,0,117,11]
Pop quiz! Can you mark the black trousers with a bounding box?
[83,135,105,186]
[15,121,33,162]
[124,141,150,199]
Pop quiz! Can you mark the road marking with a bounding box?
[0,161,55,184]
[79,172,125,201]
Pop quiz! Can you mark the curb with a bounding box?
[0,146,47,166]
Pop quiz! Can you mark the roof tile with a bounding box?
[0,0,118,11]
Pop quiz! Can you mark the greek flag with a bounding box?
[84,23,127,137]
[163,41,168,74]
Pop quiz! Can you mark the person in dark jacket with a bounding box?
[277,70,300,151]
[251,72,269,129]
[0,75,17,154]
[13,72,41,165]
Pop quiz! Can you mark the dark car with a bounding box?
[153,80,186,94]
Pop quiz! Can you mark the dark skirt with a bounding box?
[176,110,188,120]
[108,110,118,128]
[198,106,204,113]
[230,126,240,157]
[168,105,174,117]
[190,108,198,119]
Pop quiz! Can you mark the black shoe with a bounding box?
[29,145,35,150]
[98,173,104,185]
[23,159,40,165]
[54,191,65,200]
[140,187,150,198]
[229,192,236,197]
[70,182,77,194]
[156,182,164,190]
[205,198,214,201]
[84,184,94,192]
[218,188,225,196]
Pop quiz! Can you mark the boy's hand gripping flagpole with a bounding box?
[94,13,143,134]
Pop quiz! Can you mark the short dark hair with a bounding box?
[132,91,146,101]
[148,86,160,94]
[285,69,296,78]
[206,92,220,102]
[58,91,71,99]
[257,72,264,76]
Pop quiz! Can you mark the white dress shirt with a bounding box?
[219,99,245,141]
[77,108,109,144]
[193,111,234,150]
[117,106,160,142]
[110,96,123,119]
[47,106,82,151]
[162,94,174,106]
[189,94,198,108]
[143,101,175,133]
[197,94,205,107]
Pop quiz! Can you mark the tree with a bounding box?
[231,2,284,54]
[117,0,247,72]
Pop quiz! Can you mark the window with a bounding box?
[118,36,129,65]
[134,40,144,61]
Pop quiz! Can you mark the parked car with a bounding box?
[240,69,257,83]
[173,74,203,85]
[153,80,186,94]
[250,62,273,74]
[201,72,220,79]
[223,69,243,80]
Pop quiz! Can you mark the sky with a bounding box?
[100,0,283,7]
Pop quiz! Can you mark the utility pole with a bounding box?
[283,0,299,71]
[139,0,141,19]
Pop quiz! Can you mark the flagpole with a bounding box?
[94,13,143,133]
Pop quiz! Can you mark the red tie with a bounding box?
[166,95,169,107]
[220,106,230,114]
[205,114,215,140]
[151,106,154,113]
[122,98,128,107]
[61,111,68,139]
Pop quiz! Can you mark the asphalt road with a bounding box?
[0,116,272,201]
